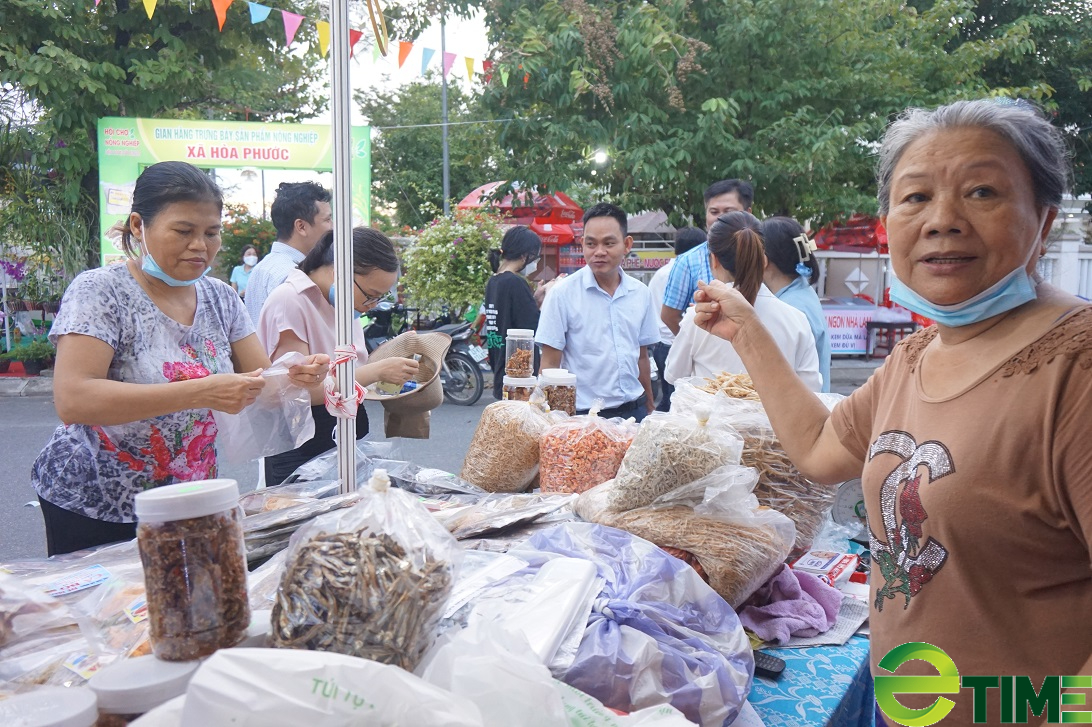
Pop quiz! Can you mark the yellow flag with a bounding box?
[142,0,157,18]
[317,21,330,57]
[464,57,476,79]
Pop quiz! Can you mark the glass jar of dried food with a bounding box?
[135,479,250,662]
[504,328,535,377]
[502,375,538,402]
[540,369,577,416]
[89,655,199,725]
[0,686,98,727]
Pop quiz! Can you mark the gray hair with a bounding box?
[876,99,1070,215]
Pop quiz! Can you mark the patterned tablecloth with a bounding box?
[747,635,874,727]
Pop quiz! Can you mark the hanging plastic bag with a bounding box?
[461,398,553,493]
[213,351,315,465]
[539,403,637,494]
[576,466,796,609]
[271,469,461,671]
[505,523,754,727]
[609,407,743,510]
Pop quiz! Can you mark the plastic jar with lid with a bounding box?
[0,686,98,727]
[135,479,251,662]
[88,655,199,725]
[502,375,538,402]
[540,369,577,415]
[504,329,535,377]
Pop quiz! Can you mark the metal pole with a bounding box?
[440,11,450,216]
[331,0,358,493]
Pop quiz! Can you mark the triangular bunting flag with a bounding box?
[248,2,271,23]
[483,60,494,83]
[372,43,381,63]
[212,0,233,29]
[142,0,157,19]
[442,52,456,77]
[398,41,413,69]
[316,21,330,57]
[95,0,101,6]
[464,57,476,79]
[349,29,364,56]
[421,48,436,74]
[501,68,510,86]
[282,11,304,46]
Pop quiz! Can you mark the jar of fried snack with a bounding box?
[503,376,538,402]
[89,655,199,725]
[135,479,250,662]
[504,328,535,377]
[540,368,577,416]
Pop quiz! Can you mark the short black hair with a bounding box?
[270,182,331,241]
[582,202,628,237]
[703,179,754,209]
[673,226,706,256]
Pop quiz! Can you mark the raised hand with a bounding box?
[693,280,758,343]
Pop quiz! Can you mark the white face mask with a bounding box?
[243,255,258,267]
[522,258,538,277]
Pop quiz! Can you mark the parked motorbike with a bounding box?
[362,302,485,406]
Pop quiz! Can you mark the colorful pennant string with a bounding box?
[421,48,436,74]
[248,2,271,23]
[282,11,304,45]
[316,21,330,56]
[442,52,457,77]
[211,0,232,29]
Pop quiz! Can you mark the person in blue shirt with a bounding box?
[230,245,259,299]
[660,179,754,336]
[761,216,831,392]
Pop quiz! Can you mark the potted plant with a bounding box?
[1,336,55,376]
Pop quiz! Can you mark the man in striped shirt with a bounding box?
[245,182,333,324]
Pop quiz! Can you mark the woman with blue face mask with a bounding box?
[691,99,1092,726]
[256,227,419,486]
[230,245,260,298]
[31,161,329,556]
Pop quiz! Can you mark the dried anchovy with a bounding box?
[137,509,250,661]
[271,532,451,671]
[544,385,576,416]
[505,348,534,378]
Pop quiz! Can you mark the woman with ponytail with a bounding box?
[482,225,543,399]
[762,216,831,392]
[257,227,420,485]
[664,211,821,391]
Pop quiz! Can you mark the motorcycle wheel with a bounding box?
[443,351,484,406]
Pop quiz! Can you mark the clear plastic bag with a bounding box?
[671,379,840,552]
[213,351,315,465]
[608,407,743,510]
[539,404,637,494]
[432,493,576,540]
[283,439,401,484]
[577,466,797,609]
[271,469,461,671]
[69,562,152,661]
[461,400,553,493]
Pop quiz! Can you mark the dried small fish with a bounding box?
[461,401,551,492]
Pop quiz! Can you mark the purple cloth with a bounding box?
[737,564,842,644]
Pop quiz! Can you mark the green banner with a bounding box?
[97,117,370,264]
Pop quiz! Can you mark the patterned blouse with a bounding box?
[32,264,253,523]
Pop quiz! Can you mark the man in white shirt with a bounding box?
[647,226,706,411]
[245,182,333,324]
[536,203,660,421]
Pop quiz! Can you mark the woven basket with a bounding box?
[365,331,451,438]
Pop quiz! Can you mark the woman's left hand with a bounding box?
[287,354,331,387]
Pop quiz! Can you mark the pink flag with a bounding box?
[442,52,456,77]
[282,11,304,46]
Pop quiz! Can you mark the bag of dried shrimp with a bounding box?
[539,403,637,494]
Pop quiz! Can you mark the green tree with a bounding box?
[0,0,325,270]
[476,0,1034,225]
[356,72,515,230]
[216,204,277,280]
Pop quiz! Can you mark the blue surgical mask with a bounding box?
[328,283,362,320]
[139,240,210,287]
[888,211,1046,327]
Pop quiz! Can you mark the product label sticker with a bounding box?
[124,594,148,624]
[44,564,111,598]
[63,652,114,680]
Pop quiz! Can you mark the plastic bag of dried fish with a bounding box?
[461,399,554,493]
[271,469,461,671]
[609,408,743,510]
[539,404,637,494]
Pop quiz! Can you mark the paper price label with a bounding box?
[44,565,111,598]
[124,594,148,624]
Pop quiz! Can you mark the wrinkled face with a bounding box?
[882,127,1054,306]
[352,268,397,314]
[132,200,222,281]
[704,191,746,230]
[582,216,632,275]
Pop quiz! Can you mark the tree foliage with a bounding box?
[216,204,277,280]
[476,0,1035,225]
[356,72,515,230]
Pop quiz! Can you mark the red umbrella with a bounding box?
[528,221,575,246]
[457,182,583,224]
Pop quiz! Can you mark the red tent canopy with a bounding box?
[527,221,575,246]
[457,182,583,225]
[813,214,888,254]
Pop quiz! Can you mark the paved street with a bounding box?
[0,358,876,562]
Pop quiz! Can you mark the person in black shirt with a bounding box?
[483,226,543,399]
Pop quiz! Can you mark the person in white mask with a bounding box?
[482,225,544,399]
[230,245,260,299]
[690,99,1092,727]
[32,161,328,556]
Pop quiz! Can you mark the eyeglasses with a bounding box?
[354,279,391,306]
